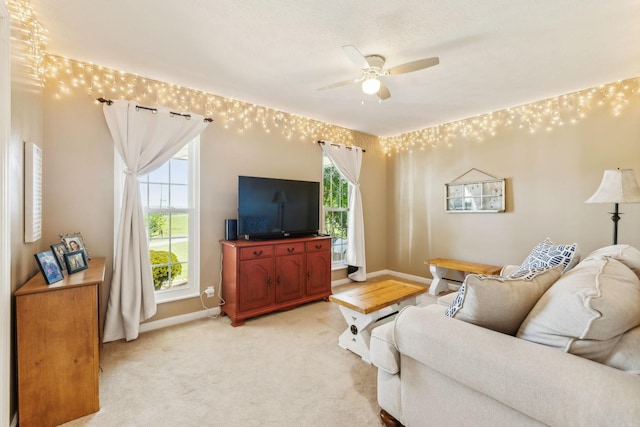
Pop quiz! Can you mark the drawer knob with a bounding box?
[315,244,322,249]
[253,250,263,256]
[287,247,294,253]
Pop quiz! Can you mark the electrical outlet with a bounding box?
[204,286,215,298]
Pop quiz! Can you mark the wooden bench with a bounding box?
[425,258,502,295]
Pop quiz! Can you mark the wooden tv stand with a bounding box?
[220,236,332,326]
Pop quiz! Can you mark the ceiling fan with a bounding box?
[318,45,439,100]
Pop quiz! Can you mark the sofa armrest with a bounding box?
[393,304,640,427]
[370,321,399,374]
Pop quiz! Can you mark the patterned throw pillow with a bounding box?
[445,265,562,335]
[511,237,579,276]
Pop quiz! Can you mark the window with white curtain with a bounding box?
[114,137,200,303]
[322,153,349,267]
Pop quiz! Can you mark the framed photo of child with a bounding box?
[64,250,89,274]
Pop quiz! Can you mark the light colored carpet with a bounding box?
[62,276,437,427]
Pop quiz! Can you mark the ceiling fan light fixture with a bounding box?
[362,77,381,95]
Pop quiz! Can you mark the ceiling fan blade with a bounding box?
[317,77,361,91]
[377,81,391,100]
[386,57,439,75]
[342,45,369,69]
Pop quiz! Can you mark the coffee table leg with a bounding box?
[428,264,449,295]
[337,298,417,364]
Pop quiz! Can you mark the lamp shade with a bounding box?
[585,169,640,204]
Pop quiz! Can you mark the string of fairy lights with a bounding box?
[9,0,640,156]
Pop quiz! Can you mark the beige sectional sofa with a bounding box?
[371,242,640,426]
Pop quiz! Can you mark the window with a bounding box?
[115,138,200,303]
[322,154,349,267]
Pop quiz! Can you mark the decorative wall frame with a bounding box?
[445,168,505,213]
[24,142,42,242]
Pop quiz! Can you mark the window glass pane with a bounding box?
[170,157,188,185]
[170,212,189,238]
[170,183,189,209]
[149,162,169,183]
[170,214,189,262]
[147,183,169,208]
[147,213,170,238]
[172,263,188,285]
[149,236,170,252]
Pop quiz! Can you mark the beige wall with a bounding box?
[40,83,386,323]
[387,98,640,277]
[9,11,45,422]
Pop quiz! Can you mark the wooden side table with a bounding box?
[329,280,427,363]
[15,257,105,427]
[425,258,502,295]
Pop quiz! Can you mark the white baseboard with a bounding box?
[140,306,221,334]
[141,270,431,335]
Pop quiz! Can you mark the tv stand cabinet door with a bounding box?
[275,253,306,304]
[306,245,331,297]
[238,258,274,312]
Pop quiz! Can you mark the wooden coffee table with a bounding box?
[329,280,427,363]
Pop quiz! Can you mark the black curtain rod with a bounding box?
[97,98,213,122]
[317,140,365,153]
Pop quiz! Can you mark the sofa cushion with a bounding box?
[601,325,640,374]
[444,265,562,335]
[584,244,640,279]
[517,256,640,362]
[511,237,579,276]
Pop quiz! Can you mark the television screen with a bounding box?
[237,176,320,240]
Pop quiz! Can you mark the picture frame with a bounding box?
[50,242,68,271]
[34,250,64,284]
[445,168,506,213]
[60,232,90,259]
[64,250,89,274]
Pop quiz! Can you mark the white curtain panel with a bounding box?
[321,143,366,282]
[103,100,209,342]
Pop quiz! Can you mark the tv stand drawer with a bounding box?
[239,245,274,260]
[306,240,330,252]
[275,242,305,256]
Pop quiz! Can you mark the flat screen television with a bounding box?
[237,176,320,240]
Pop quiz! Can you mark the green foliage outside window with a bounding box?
[150,250,183,290]
[147,213,167,237]
[323,163,348,239]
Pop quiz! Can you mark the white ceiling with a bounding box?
[29,0,640,137]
